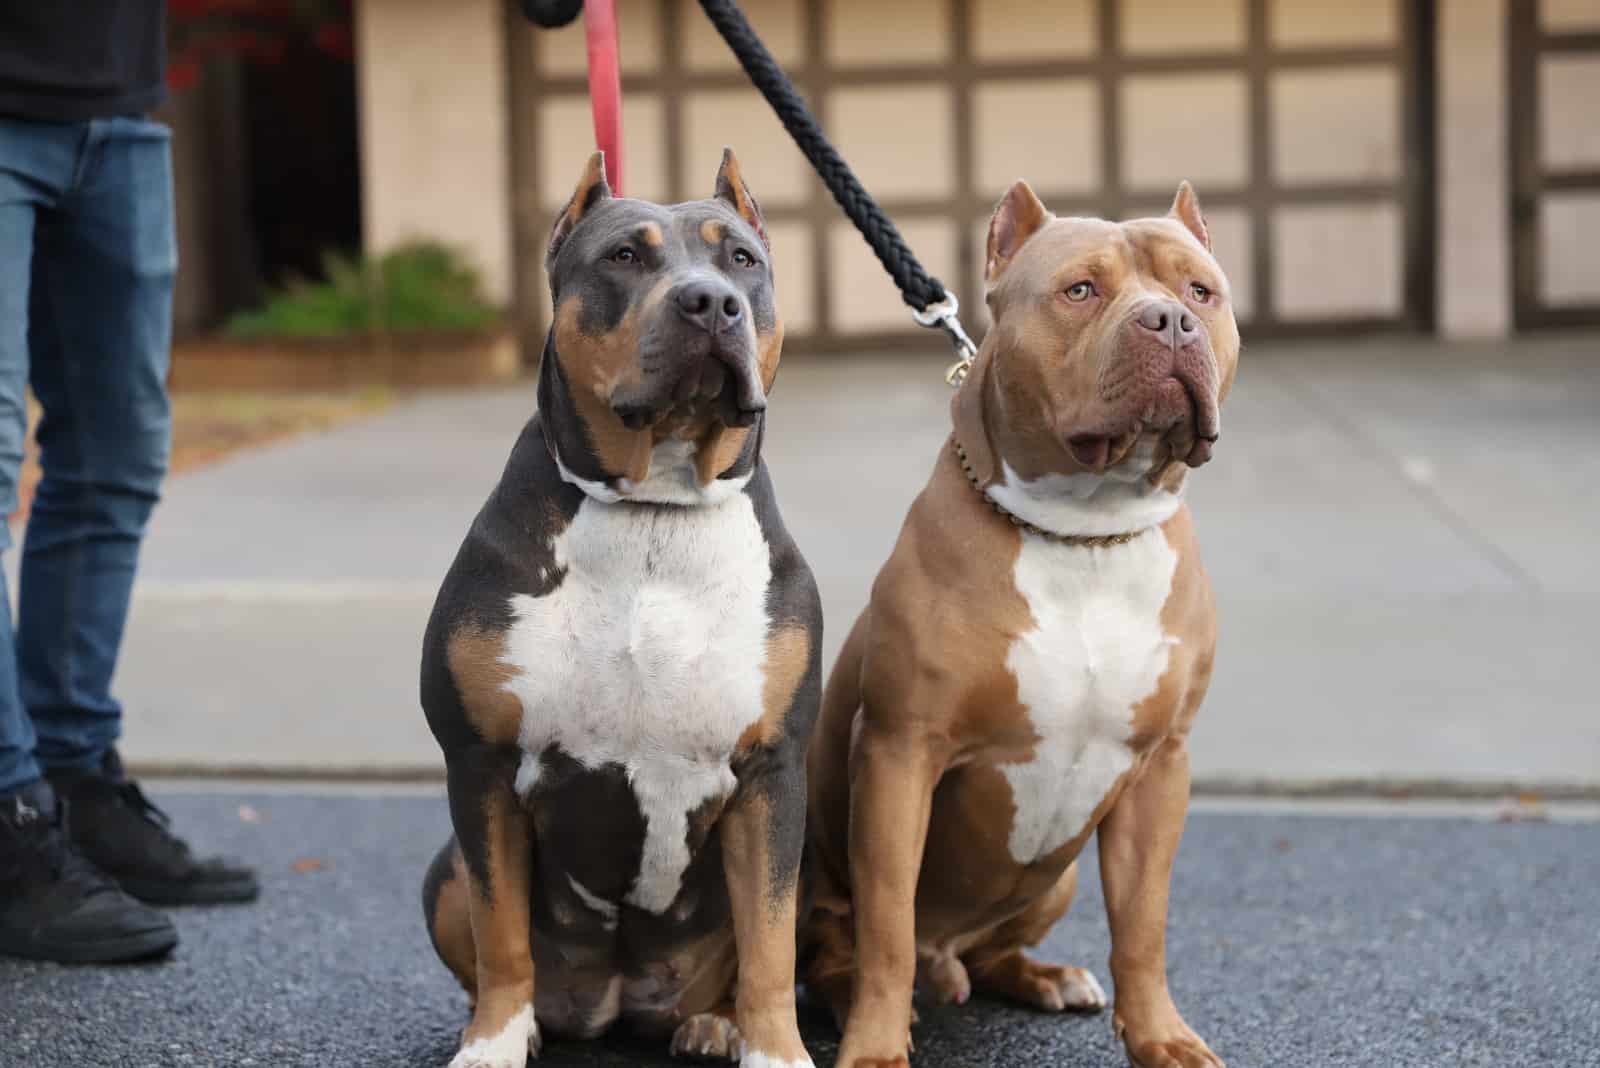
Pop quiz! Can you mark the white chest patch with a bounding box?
[1001,528,1179,865]
[500,493,772,914]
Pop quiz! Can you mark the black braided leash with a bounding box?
[699,1,941,312]
[695,0,978,381]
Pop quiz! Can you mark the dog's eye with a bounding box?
[1064,281,1094,302]
[732,248,757,268]
[610,247,637,264]
[1189,283,1212,303]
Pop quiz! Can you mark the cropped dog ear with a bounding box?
[1168,180,1210,252]
[547,151,613,269]
[985,180,1049,282]
[714,147,768,249]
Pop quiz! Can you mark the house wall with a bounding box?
[354,0,513,303]
[1438,0,1511,338]
[508,0,1433,349]
[339,0,1600,344]
[1513,0,1600,324]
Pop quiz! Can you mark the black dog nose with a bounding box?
[1135,300,1198,347]
[673,281,744,334]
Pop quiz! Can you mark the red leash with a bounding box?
[583,0,624,194]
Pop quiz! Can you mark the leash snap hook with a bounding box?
[911,295,978,388]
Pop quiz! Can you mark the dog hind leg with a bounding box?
[961,862,1106,1013]
[423,837,481,1005]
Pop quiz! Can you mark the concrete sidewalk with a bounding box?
[104,333,1600,792]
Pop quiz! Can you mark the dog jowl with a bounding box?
[419,150,821,1068]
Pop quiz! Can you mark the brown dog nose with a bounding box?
[1135,300,1198,348]
[673,280,744,334]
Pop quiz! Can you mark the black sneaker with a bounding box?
[0,780,179,963]
[48,753,260,907]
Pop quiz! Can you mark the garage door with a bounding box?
[1511,0,1600,328]
[508,0,1434,350]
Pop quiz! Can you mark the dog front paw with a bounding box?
[671,1011,743,1061]
[834,1056,907,1068]
[1117,1016,1224,1068]
[449,1004,540,1068]
[834,1036,909,1068]
[738,1052,817,1068]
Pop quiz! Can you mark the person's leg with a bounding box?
[0,123,44,799]
[0,116,177,964]
[18,116,174,772]
[22,116,257,907]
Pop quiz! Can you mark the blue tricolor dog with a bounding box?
[420,150,821,1068]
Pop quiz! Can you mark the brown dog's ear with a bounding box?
[1168,180,1210,251]
[546,151,613,269]
[985,180,1050,282]
[714,147,768,249]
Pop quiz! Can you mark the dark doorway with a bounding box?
[240,34,363,291]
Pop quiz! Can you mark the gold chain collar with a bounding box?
[950,436,1150,548]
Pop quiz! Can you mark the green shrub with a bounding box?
[226,242,501,339]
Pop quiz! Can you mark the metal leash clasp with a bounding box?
[912,295,978,388]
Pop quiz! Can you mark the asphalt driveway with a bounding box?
[2,789,1595,1068]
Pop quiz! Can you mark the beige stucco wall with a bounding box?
[354,0,512,303]
[1437,0,1511,337]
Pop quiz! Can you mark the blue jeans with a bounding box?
[0,116,175,795]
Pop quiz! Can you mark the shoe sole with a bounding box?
[122,875,261,907]
[0,924,178,965]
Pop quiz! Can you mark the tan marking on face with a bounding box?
[681,317,782,488]
[640,222,664,247]
[448,628,522,746]
[736,625,811,754]
[756,317,785,390]
[553,294,654,483]
[688,316,782,487]
[692,424,753,486]
[699,218,725,245]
